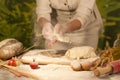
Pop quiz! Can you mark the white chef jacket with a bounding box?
[35,0,104,50]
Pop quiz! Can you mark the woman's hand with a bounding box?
[54,23,68,35]
[54,19,81,34]
[54,23,71,43]
[42,23,55,41]
[42,23,57,47]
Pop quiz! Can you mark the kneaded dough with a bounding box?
[65,46,97,60]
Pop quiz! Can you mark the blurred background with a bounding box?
[0,0,120,50]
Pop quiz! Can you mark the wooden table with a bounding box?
[1,64,119,80]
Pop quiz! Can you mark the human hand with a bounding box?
[54,23,70,43]
[42,23,57,47]
[54,23,68,35]
[42,23,55,41]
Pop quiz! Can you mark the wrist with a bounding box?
[38,17,50,28]
[54,23,69,34]
[66,19,81,32]
[44,22,52,27]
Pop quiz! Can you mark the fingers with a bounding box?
[54,23,68,34]
[47,38,57,48]
[42,23,54,41]
[42,23,70,47]
[54,23,63,34]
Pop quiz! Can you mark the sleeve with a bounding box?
[72,0,96,27]
[36,0,52,22]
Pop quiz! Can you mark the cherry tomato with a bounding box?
[29,59,38,69]
[30,62,38,69]
[8,59,16,66]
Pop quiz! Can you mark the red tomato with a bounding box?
[8,59,16,66]
[30,62,38,69]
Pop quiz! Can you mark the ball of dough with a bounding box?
[70,60,81,71]
[81,61,92,70]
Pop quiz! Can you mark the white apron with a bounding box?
[34,0,104,50]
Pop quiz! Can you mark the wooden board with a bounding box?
[11,64,120,80]
[21,49,71,65]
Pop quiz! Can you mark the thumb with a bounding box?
[54,24,63,34]
[47,37,57,48]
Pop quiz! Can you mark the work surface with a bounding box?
[0,64,120,80]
